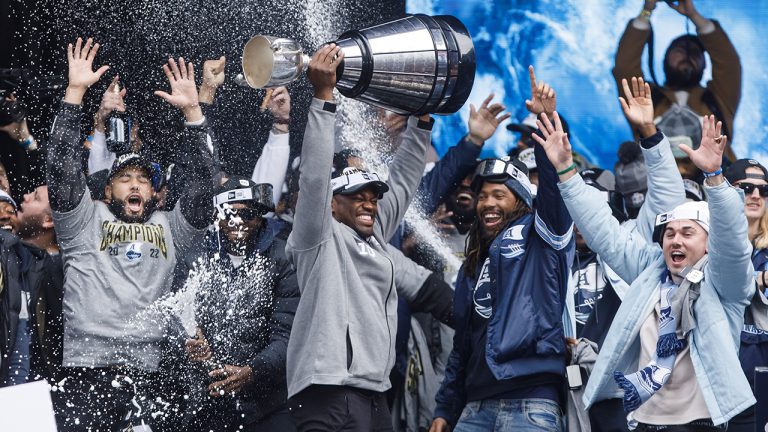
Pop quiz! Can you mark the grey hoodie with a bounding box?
[285,98,431,397]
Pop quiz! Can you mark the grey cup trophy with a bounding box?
[241,14,475,115]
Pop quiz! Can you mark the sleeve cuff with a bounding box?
[59,101,83,114]
[311,97,337,113]
[184,116,207,127]
[697,19,716,35]
[408,115,434,131]
[631,17,651,31]
[639,131,664,149]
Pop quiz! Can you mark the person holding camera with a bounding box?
[614,0,741,161]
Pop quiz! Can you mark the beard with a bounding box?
[664,61,703,90]
[108,196,157,223]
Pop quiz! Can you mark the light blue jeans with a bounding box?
[454,398,562,432]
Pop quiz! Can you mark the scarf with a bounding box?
[613,256,708,412]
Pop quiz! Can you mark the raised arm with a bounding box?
[88,75,126,174]
[417,93,508,215]
[153,57,215,232]
[376,115,433,240]
[679,115,752,304]
[612,2,652,99]
[47,37,110,212]
[619,76,687,241]
[289,44,343,250]
[536,111,657,282]
[251,86,291,206]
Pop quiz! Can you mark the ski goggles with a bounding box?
[472,158,533,195]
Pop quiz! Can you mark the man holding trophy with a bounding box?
[284,43,434,431]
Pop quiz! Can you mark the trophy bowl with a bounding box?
[242,35,310,89]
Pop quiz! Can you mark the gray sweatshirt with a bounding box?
[285,98,431,397]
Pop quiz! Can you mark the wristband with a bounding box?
[20,136,37,151]
[702,167,722,178]
[273,117,291,125]
[557,163,577,176]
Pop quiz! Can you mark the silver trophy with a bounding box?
[241,14,475,115]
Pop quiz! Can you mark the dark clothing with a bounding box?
[634,419,726,432]
[613,20,741,160]
[0,230,36,385]
[181,218,299,425]
[417,136,481,216]
[52,367,165,432]
[588,398,630,432]
[288,385,394,432]
[434,143,574,427]
[26,247,65,382]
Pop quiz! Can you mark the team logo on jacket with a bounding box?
[501,225,526,258]
[473,258,493,319]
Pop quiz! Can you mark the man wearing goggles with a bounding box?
[432,113,574,430]
[179,176,299,432]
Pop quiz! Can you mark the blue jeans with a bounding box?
[7,318,31,385]
[454,398,562,432]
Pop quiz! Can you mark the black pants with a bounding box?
[588,398,630,432]
[191,406,295,432]
[288,385,394,432]
[52,367,165,432]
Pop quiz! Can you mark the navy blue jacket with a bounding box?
[433,143,574,426]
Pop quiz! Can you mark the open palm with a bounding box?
[678,115,726,173]
[619,77,654,129]
[67,37,109,90]
[155,57,199,109]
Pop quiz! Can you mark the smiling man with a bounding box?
[431,129,575,430]
[285,44,433,432]
[539,109,755,429]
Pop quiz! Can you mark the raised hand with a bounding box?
[307,44,343,101]
[64,37,110,105]
[94,75,127,132]
[199,56,226,104]
[667,0,698,18]
[268,86,291,120]
[532,111,574,175]
[619,77,656,137]
[467,93,511,146]
[184,327,212,362]
[678,115,726,175]
[525,66,556,115]
[154,57,203,122]
[202,56,226,89]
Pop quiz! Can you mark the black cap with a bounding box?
[213,176,274,214]
[725,158,768,184]
[580,168,615,192]
[107,153,156,188]
[506,112,570,138]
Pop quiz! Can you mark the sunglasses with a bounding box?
[738,183,768,198]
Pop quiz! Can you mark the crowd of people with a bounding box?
[0,0,765,431]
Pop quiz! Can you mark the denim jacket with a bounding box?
[559,174,755,425]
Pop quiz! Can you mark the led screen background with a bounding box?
[407,0,768,168]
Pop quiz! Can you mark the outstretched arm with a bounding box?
[619,76,686,241]
[679,116,752,304]
[251,86,291,206]
[47,37,109,213]
[535,111,657,282]
[417,93,508,216]
[289,44,344,251]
